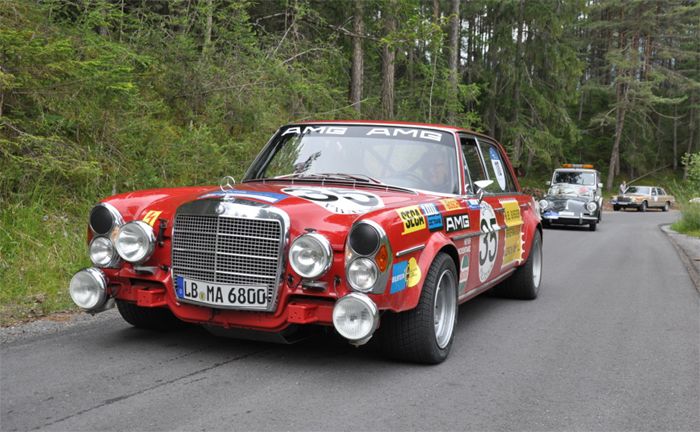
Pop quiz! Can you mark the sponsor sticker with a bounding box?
[390,262,408,294]
[441,198,463,211]
[406,257,421,287]
[458,242,471,292]
[500,199,523,227]
[467,198,481,210]
[420,203,443,231]
[199,189,288,203]
[396,205,426,234]
[390,257,423,294]
[282,187,384,214]
[445,213,470,233]
[142,210,162,227]
[502,226,524,267]
[489,147,507,191]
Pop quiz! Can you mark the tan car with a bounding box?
[612,185,675,212]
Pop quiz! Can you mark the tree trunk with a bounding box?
[202,0,213,56]
[673,105,678,170]
[606,83,627,190]
[446,0,460,124]
[350,0,364,114]
[511,0,525,163]
[381,1,396,120]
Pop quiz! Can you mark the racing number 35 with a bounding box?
[480,216,497,266]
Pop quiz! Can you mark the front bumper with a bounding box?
[611,201,640,208]
[541,211,598,225]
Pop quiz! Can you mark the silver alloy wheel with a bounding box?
[532,237,543,288]
[433,269,457,349]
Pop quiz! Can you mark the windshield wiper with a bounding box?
[269,172,383,184]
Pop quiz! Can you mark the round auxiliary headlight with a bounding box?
[538,199,549,210]
[289,233,332,279]
[332,293,379,342]
[349,223,380,256]
[114,221,156,264]
[89,236,118,267]
[69,268,107,310]
[89,203,123,235]
[347,258,378,292]
[586,201,598,212]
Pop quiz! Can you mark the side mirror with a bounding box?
[545,181,551,186]
[473,180,494,204]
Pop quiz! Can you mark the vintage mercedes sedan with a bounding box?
[611,185,675,212]
[69,121,543,364]
[538,164,603,231]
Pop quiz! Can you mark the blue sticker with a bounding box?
[543,211,559,218]
[467,199,481,210]
[489,147,500,161]
[420,203,443,231]
[390,261,408,294]
[175,275,184,299]
[199,189,288,203]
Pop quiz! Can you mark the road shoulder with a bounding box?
[661,224,700,293]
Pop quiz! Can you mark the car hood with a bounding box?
[101,181,431,249]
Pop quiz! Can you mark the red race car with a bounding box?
[70,121,543,363]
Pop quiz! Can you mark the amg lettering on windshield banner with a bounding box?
[281,125,447,143]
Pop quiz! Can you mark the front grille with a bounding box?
[617,197,631,203]
[172,213,284,310]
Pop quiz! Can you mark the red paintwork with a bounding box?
[96,121,540,332]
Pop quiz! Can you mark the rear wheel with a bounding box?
[116,300,183,330]
[491,230,542,300]
[378,253,458,364]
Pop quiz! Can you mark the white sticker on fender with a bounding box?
[478,202,499,282]
[282,187,384,214]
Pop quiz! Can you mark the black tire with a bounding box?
[542,219,551,228]
[597,209,602,222]
[490,230,542,300]
[378,253,458,364]
[589,222,597,231]
[639,201,647,212]
[613,205,620,211]
[116,300,183,330]
[662,202,670,212]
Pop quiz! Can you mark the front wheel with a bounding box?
[613,205,620,211]
[491,230,542,300]
[638,201,647,212]
[662,202,670,212]
[378,253,458,364]
[116,300,183,330]
[589,222,597,231]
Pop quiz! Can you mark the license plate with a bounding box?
[543,211,559,219]
[175,276,268,309]
[559,211,574,216]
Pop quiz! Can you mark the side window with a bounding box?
[652,188,658,196]
[479,141,517,193]
[460,136,486,194]
[660,188,667,195]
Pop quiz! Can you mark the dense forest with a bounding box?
[0,0,699,320]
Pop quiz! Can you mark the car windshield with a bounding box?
[553,171,596,186]
[247,125,460,194]
[626,186,651,194]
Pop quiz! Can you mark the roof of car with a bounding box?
[295,119,481,136]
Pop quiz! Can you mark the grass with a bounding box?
[672,203,700,238]
[0,199,91,325]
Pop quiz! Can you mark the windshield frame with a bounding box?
[244,123,463,195]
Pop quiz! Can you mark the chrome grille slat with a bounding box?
[172,210,284,312]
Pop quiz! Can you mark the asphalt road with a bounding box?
[2,210,698,431]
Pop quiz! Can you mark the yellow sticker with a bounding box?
[142,210,163,227]
[441,199,462,211]
[396,206,426,234]
[406,257,422,287]
[501,200,522,227]
[503,226,524,266]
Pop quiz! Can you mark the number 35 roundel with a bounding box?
[478,202,499,282]
[282,187,384,214]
